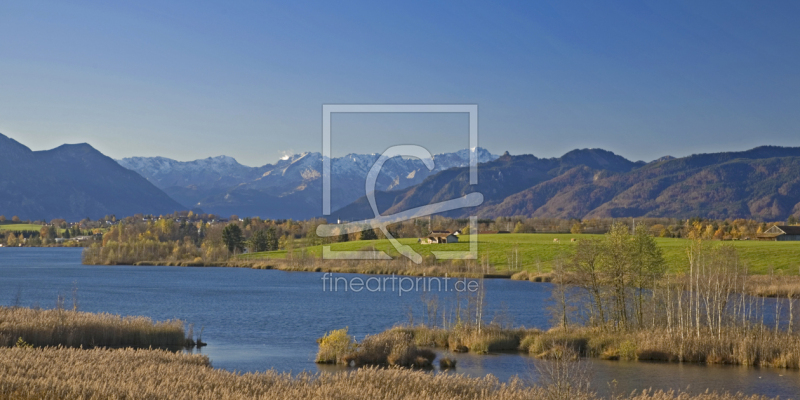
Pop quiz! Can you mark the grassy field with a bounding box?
[0,224,44,232]
[243,233,800,275]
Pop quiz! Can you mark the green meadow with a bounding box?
[0,224,44,232]
[243,233,800,275]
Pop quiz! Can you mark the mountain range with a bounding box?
[0,133,182,221]
[334,147,800,221]
[2,131,800,222]
[117,148,499,220]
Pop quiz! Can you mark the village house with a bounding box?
[420,231,459,244]
[757,225,800,241]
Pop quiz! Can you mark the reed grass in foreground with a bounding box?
[391,325,541,354]
[385,324,800,369]
[0,346,776,400]
[524,326,800,369]
[0,306,188,349]
[316,328,436,368]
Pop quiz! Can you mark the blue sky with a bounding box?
[1,1,799,166]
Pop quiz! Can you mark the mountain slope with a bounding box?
[333,148,642,220]
[117,155,264,207]
[582,152,800,220]
[334,146,800,221]
[0,133,184,221]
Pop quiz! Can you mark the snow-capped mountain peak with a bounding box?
[117,147,498,213]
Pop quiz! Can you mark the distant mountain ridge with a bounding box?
[333,146,800,221]
[0,133,183,221]
[117,148,499,219]
[5,130,800,222]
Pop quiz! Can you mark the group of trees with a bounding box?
[82,216,327,264]
[0,220,94,247]
[555,222,799,341]
[221,224,279,253]
[0,216,22,223]
[558,223,667,331]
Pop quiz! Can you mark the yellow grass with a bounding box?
[316,328,436,368]
[744,275,800,298]
[391,325,541,354]
[529,326,800,368]
[0,346,776,400]
[0,306,186,349]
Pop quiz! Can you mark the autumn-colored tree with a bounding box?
[629,225,667,327]
[649,224,665,237]
[703,224,715,240]
[687,221,704,239]
[6,233,18,247]
[156,219,175,239]
[567,223,665,331]
[11,216,20,223]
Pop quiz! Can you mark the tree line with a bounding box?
[554,221,799,338]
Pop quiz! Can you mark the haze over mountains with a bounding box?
[2,131,800,222]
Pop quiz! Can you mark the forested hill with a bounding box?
[0,133,183,221]
[332,146,800,221]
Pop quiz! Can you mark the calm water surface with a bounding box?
[1,248,798,398]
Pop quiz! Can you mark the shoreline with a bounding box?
[87,257,799,298]
[105,258,524,280]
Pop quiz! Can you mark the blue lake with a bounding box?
[1,247,798,398]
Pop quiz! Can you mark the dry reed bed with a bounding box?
[392,325,541,354]
[528,326,800,368]
[0,346,776,400]
[0,306,186,348]
[387,324,800,369]
[744,275,800,298]
[510,270,558,282]
[316,328,436,368]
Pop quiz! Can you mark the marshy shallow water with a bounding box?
[1,247,799,398]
